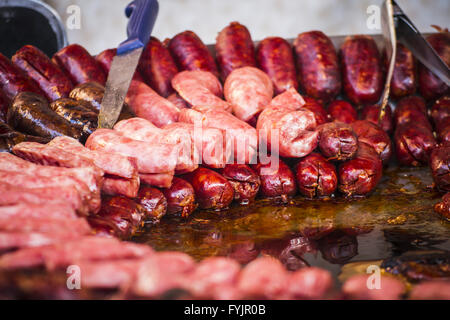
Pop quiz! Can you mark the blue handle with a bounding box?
[117,0,159,55]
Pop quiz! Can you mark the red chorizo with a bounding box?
[0,90,7,122]
[101,195,145,230]
[138,37,179,97]
[218,164,261,204]
[327,100,357,124]
[394,124,436,166]
[430,144,450,192]
[52,44,106,85]
[182,167,234,211]
[394,95,431,130]
[215,22,256,81]
[168,31,219,77]
[431,95,450,143]
[418,31,450,100]
[0,52,43,102]
[95,48,144,82]
[12,45,73,101]
[136,186,168,223]
[361,103,394,134]
[303,97,328,125]
[294,31,341,103]
[318,121,358,161]
[434,192,450,220]
[340,35,383,105]
[256,36,298,95]
[351,120,392,165]
[160,177,197,218]
[338,141,383,197]
[435,117,450,143]
[295,152,337,198]
[388,42,417,99]
[251,159,297,202]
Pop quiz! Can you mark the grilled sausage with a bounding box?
[388,42,417,99]
[394,95,431,130]
[136,186,168,223]
[295,152,337,198]
[49,98,97,137]
[256,37,298,95]
[182,167,234,211]
[168,31,219,77]
[161,177,197,218]
[294,31,341,103]
[95,48,144,82]
[351,120,392,165]
[138,37,179,97]
[318,121,358,161]
[0,90,7,122]
[87,215,124,238]
[215,22,256,81]
[418,31,450,100]
[435,117,450,143]
[338,141,383,197]
[101,195,145,230]
[12,45,73,101]
[219,164,261,204]
[0,52,43,102]
[252,159,297,202]
[434,192,450,220]
[7,92,81,140]
[303,97,328,125]
[394,124,437,166]
[360,103,394,134]
[327,100,357,124]
[340,35,383,105]
[52,44,106,85]
[430,144,450,192]
[431,95,450,143]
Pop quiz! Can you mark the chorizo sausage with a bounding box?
[351,120,392,165]
[7,92,82,140]
[0,52,43,102]
[256,37,298,95]
[295,152,337,198]
[215,22,256,81]
[338,141,383,197]
[218,164,261,204]
[431,95,450,143]
[251,159,297,202]
[360,103,394,134]
[302,97,328,125]
[101,195,145,230]
[340,35,383,105]
[294,31,341,103]
[430,144,450,192]
[394,124,436,166]
[87,215,124,238]
[182,167,234,211]
[418,31,450,100]
[138,37,179,97]
[394,95,431,130]
[160,177,197,218]
[12,45,73,101]
[95,48,144,82]
[0,90,7,122]
[327,100,357,124]
[388,42,417,99]
[435,117,450,143]
[168,31,219,77]
[136,186,168,223]
[434,192,450,220]
[52,44,106,85]
[318,121,358,161]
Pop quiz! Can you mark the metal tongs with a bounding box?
[378,0,450,121]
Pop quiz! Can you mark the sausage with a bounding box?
[430,144,450,192]
[96,205,135,239]
[218,164,261,205]
[168,31,219,77]
[318,121,358,161]
[303,97,328,125]
[87,215,124,238]
[251,159,297,202]
[394,124,437,166]
[181,167,234,211]
[431,95,450,143]
[223,66,273,122]
[12,45,73,101]
[327,100,357,124]
[160,177,197,218]
[388,42,417,99]
[215,22,256,81]
[7,92,82,140]
[101,195,145,230]
[434,192,450,220]
[294,152,337,198]
[52,44,106,85]
[0,52,43,102]
[360,103,394,134]
[0,90,7,122]
[351,120,392,165]
[256,37,298,95]
[49,98,97,137]
[138,37,179,97]
[95,48,144,82]
[394,95,431,130]
[294,31,341,103]
[0,129,50,153]
[436,117,450,143]
[338,141,383,197]
[418,31,450,100]
[136,186,168,223]
[340,35,383,105]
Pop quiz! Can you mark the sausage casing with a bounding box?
[219,164,261,205]
[327,100,357,124]
[318,121,358,161]
[161,177,197,218]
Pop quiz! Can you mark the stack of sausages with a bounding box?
[0,22,449,225]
